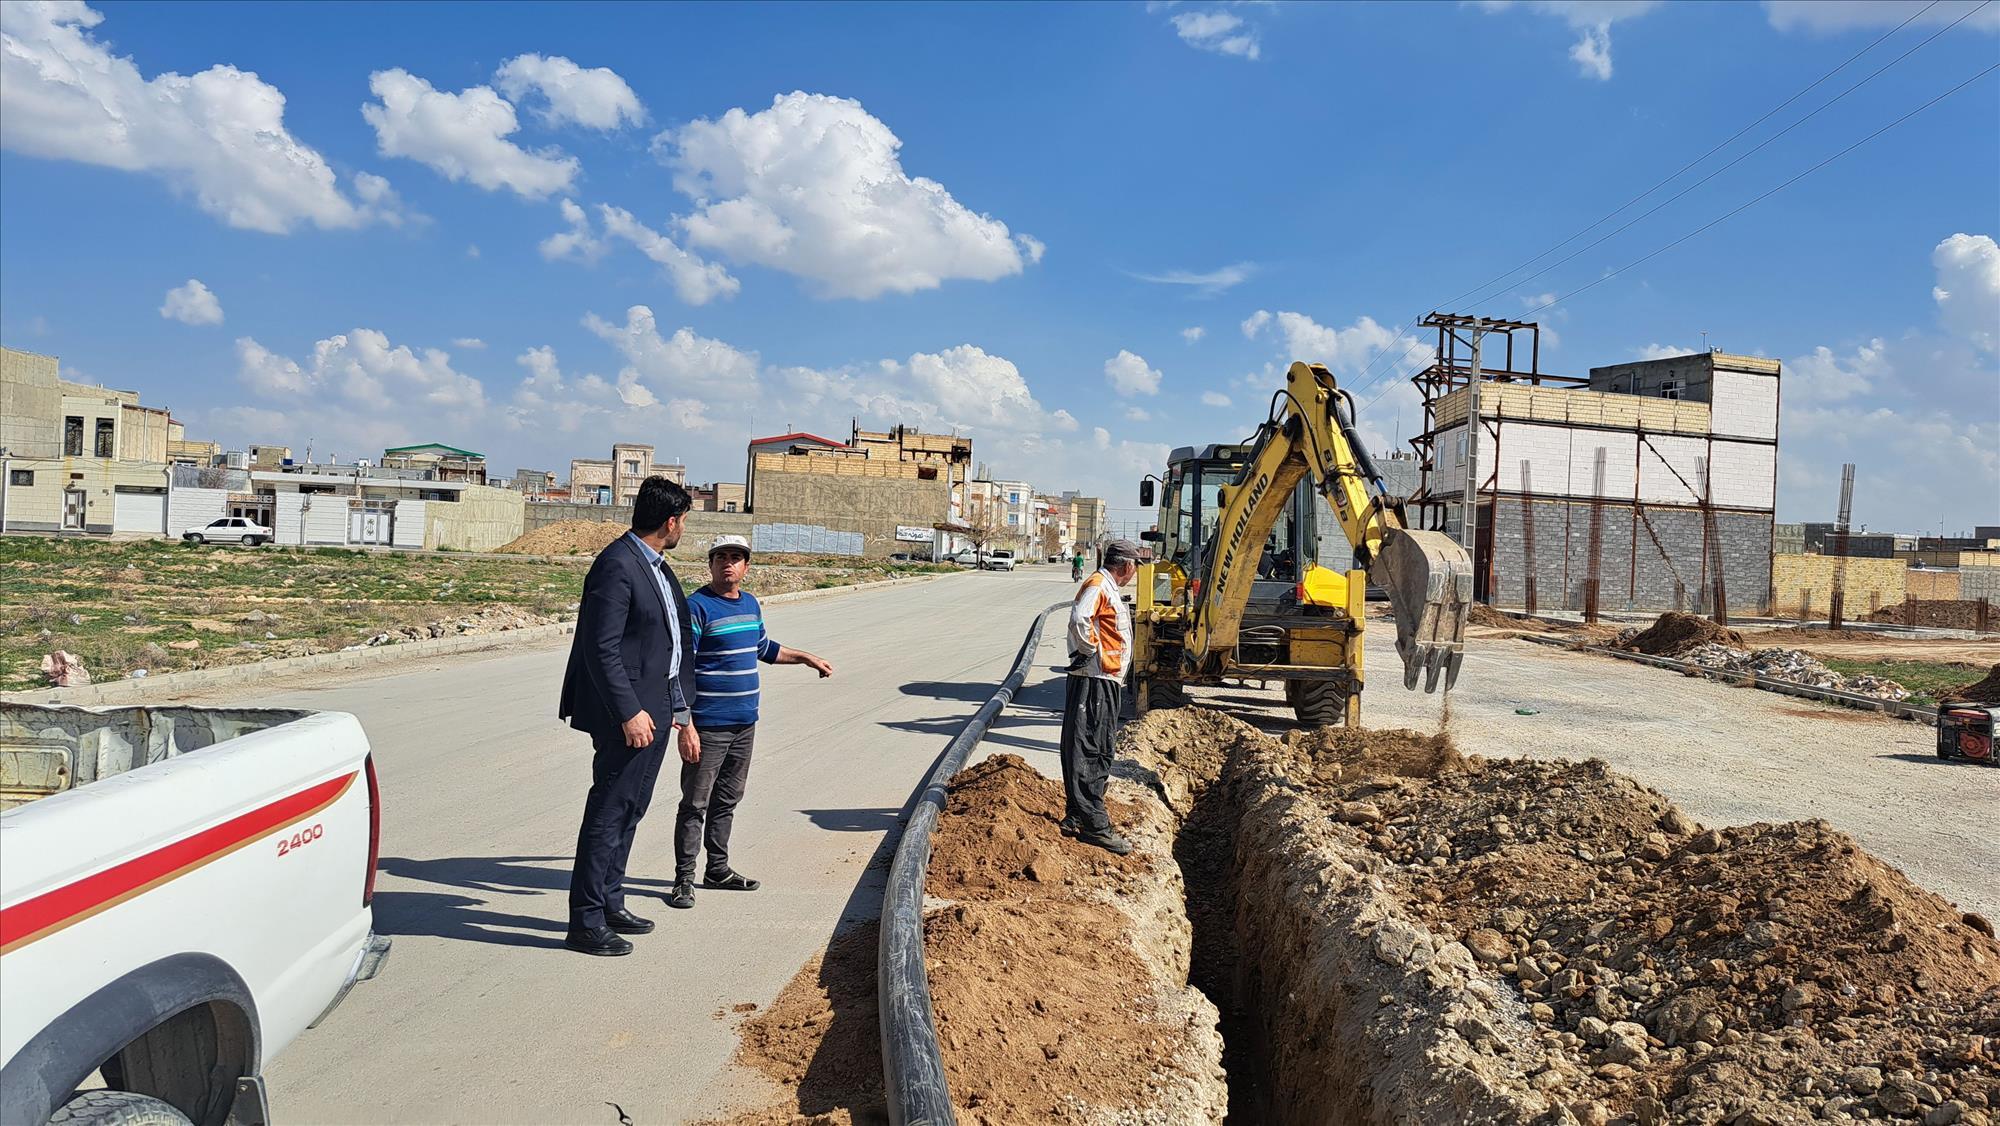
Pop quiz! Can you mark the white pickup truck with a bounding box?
[0,704,389,1126]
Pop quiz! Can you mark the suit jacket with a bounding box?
[559,533,698,738]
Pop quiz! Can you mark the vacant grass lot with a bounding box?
[1818,657,1988,708]
[0,537,953,691]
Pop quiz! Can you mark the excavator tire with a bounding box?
[1287,679,1345,727]
[1143,677,1191,712]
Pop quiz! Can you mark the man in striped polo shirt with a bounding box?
[667,535,834,909]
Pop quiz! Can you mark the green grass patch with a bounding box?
[1819,658,1982,708]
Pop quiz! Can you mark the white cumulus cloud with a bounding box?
[659,91,1036,299]
[0,2,389,233]
[493,53,644,130]
[1932,232,1999,353]
[1182,326,1206,343]
[1125,406,1153,422]
[362,69,578,199]
[159,279,223,325]
[1200,390,1231,407]
[598,206,740,305]
[1475,1,1663,80]
[1170,10,1261,59]
[1240,310,1272,337]
[236,328,487,412]
[1104,350,1164,397]
[452,337,486,349]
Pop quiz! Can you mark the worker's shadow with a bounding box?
[374,855,672,950]
[877,711,1059,755]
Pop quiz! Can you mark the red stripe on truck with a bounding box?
[0,772,356,956]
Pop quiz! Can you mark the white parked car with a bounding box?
[983,550,1017,572]
[182,517,272,546]
[947,549,980,567]
[0,703,390,1126]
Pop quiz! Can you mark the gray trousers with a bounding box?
[674,724,755,881]
[1059,676,1122,832]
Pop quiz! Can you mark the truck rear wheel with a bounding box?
[50,1091,193,1126]
[1287,679,1345,727]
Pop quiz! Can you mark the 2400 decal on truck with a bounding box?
[1,705,390,1126]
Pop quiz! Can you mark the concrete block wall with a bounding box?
[1768,555,1906,617]
[167,486,227,535]
[751,468,949,558]
[1961,567,2000,603]
[1487,499,1773,615]
[423,484,526,552]
[1905,570,1960,602]
[1449,421,1775,511]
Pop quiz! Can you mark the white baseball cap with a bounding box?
[708,534,752,558]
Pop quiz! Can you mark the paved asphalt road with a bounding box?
[178,567,1072,1125]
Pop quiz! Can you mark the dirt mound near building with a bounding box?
[493,520,625,555]
[1288,724,1466,783]
[1467,604,1519,628]
[1868,599,1997,631]
[1619,611,1746,657]
[1942,663,2000,705]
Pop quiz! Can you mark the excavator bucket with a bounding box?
[1367,528,1474,693]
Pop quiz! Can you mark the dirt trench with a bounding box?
[1118,706,2000,1126]
[717,707,1999,1123]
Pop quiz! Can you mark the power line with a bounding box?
[1338,0,1967,399]
[1355,58,2000,416]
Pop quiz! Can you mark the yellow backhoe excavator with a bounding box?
[1131,361,1474,726]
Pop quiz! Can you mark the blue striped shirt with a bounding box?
[685,587,781,727]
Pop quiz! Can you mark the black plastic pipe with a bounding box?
[878,602,1067,1126]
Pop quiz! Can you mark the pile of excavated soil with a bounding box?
[1113,707,2000,1125]
[493,520,627,555]
[1943,663,2000,705]
[718,923,884,1125]
[921,754,1226,1125]
[1619,611,1746,657]
[1869,600,1998,632]
[1468,604,1519,628]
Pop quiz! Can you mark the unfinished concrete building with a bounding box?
[1410,316,1779,616]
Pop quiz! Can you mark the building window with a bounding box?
[1455,434,1468,465]
[8,469,32,486]
[1007,513,1018,526]
[95,419,116,458]
[725,501,738,512]
[622,460,639,474]
[1008,492,1020,504]
[1659,380,1681,400]
[64,416,84,456]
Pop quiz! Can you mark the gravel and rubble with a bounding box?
[1613,612,1915,702]
[1113,707,2000,1125]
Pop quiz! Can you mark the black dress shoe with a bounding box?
[605,908,654,935]
[565,926,633,957]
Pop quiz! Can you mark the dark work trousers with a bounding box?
[674,724,756,881]
[1059,675,1123,833]
[568,726,668,930]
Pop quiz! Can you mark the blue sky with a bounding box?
[2,0,1995,533]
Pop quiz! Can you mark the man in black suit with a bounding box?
[560,476,700,956]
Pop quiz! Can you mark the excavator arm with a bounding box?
[1184,361,1473,692]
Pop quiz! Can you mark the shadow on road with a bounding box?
[798,807,903,833]
[374,855,674,949]
[369,890,568,950]
[1874,752,1981,768]
[898,680,1002,702]
[877,711,1059,755]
